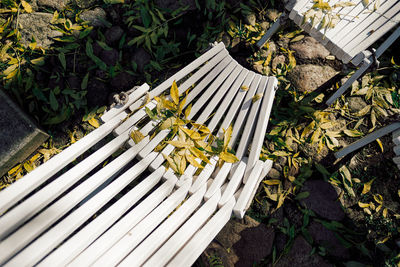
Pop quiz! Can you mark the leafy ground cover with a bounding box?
[1,0,400,265]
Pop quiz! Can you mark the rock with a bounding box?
[260,21,270,30]
[347,97,367,113]
[87,78,109,108]
[220,32,231,47]
[260,41,277,58]
[202,242,238,267]
[75,0,97,8]
[110,71,135,92]
[266,9,281,22]
[302,142,329,162]
[267,168,281,179]
[288,64,339,93]
[131,48,151,73]
[17,13,63,49]
[80,8,107,27]
[272,55,286,69]
[284,201,303,229]
[105,26,124,45]
[233,224,275,267]
[154,0,196,11]
[215,216,259,248]
[277,36,290,50]
[308,221,350,259]
[290,36,330,60]
[278,156,287,166]
[28,0,39,11]
[100,49,119,66]
[66,75,81,90]
[0,90,49,177]
[244,13,256,26]
[273,163,283,172]
[275,236,332,267]
[300,180,345,221]
[37,0,70,10]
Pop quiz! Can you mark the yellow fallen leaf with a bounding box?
[223,125,233,149]
[376,138,384,152]
[362,178,375,194]
[263,179,281,185]
[358,202,370,208]
[130,130,144,144]
[8,164,22,176]
[170,80,179,105]
[162,153,178,173]
[373,194,383,204]
[219,151,239,163]
[159,117,176,130]
[189,147,211,164]
[186,154,203,168]
[241,85,249,91]
[181,127,202,140]
[166,140,191,148]
[23,161,34,173]
[184,103,192,118]
[21,0,33,13]
[252,93,263,103]
[88,117,100,128]
[383,208,388,218]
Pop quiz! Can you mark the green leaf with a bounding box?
[103,0,124,3]
[81,72,89,90]
[295,191,310,200]
[96,40,113,51]
[140,6,151,28]
[58,52,66,70]
[49,90,59,111]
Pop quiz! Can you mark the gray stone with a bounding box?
[267,168,281,179]
[272,55,286,69]
[220,32,231,47]
[100,49,119,66]
[75,0,97,8]
[154,0,196,11]
[275,236,332,267]
[260,41,277,58]
[105,26,124,45]
[244,13,256,26]
[300,180,345,221]
[288,64,339,93]
[0,90,49,177]
[37,0,70,10]
[17,13,63,49]
[273,163,283,172]
[348,97,367,113]
[266,9,281,22]
[260,21,270,30]
[131,48,151,73]
[308,221,350,259]
[302,141,329,162]
[80,8,107,27]
[290,36,330,60]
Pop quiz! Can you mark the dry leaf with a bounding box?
[263,179,281,185]
[88,117,100,128]
[184,103,192,118]
[241,85,249,91]
[252,93,263,103]
[358,202,370,208]
[21,0,33,13]
[219,151,239,163]
[170,80,179,105]
[362,178,375,194]
[130,130,145,144]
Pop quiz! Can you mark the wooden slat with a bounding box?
[67,172,178,267]
[5,152,159,267]
[38,167,167,267]
[394,129,400,145]
[218,160,247,207]
[0,111,127,215]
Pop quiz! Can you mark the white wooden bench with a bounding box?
[0,42,277,266]
[257,0,400,105]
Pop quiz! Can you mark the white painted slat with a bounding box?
[189,156,218,194]
[0,127,132,242]
[332,0,395,60]
[300,0,342,35]
[177,49,229,95]
[218,160,247,207]
[233,160,265,219]
[38,167,166,267]
[289,0,311,21]
[204,163,233,200]
[0,111,127,215]
[137,129,170,160]
[341,2,400,62]
[291,0,314,26]
[235,76,268,161]
[0,136,148,265]
[335,122,400,158]
[114,100,157,135]
[166,196,236,267]
[5,152,158,267]
[68,173,177,267]
[229,74,261,147]
[187,58,237,121]
[94,180,191,266]
[120,183,208,267]
[345,11,400,63]
[148,42,225,98]
[207,68,249,131]
[101,83,149,123]
[195,62,240,124]
[257,15,285,48]
[143,190,221,267]
[244,77,277,183]
[217,72,256,140]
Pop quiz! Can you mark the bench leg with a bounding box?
[257,13,287,49]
